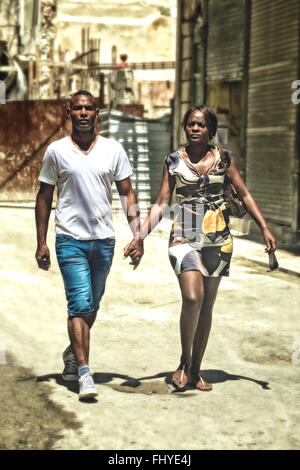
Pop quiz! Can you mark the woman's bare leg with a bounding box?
[172,270,204,387]
[190,276,221,390]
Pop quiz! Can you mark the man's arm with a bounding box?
[115,177,144,269]
[35,182,55,270]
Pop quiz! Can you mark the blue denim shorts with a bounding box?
[55,235,115,317]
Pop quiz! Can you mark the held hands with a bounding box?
[35,244,51,271]
[123,238,144,270]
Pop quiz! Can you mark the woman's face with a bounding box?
[185,110,209,144]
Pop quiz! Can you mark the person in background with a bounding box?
[115,53,128,69]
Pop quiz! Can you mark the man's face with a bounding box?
[69,95,98,133]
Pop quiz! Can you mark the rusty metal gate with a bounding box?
[206,0,246,82]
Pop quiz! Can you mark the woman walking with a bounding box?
[124,105,276,392]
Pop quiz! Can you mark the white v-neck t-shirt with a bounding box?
[38,135,133,240]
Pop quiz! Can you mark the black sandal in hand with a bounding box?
[267,248,278,271]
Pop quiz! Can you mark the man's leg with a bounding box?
[56,236,98,398]
[63,311,97,380]
[66,311,96,365]
[89,238,115,314]
[74,239,114,399]
[66,314,98,399]
[67,315,93,367]
[56,236,114,398]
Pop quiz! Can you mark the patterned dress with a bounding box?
[166,146,233,277]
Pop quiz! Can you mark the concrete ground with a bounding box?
[0,207,299,450]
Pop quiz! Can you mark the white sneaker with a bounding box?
[78,371,98,400]
[62,345,78,382]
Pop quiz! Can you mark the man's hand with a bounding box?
[123,238,144,270]
[35,244,51,271]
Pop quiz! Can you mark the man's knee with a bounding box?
[83,311,97,328]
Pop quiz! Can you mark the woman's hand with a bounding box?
[262,227,277,253]
[123,238,144,270]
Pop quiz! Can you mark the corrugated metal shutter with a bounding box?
[206,0,245,82]
[99,109,171,214]
[247,0,299,226]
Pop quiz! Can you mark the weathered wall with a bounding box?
[114,104,144,118]
[0,100,144,201]
[0,100,70,200]
[134,80,174,118]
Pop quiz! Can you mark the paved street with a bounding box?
[0,207,299,450]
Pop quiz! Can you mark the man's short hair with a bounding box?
[71,90,94,99]
[70,90,96,107]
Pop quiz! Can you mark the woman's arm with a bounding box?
[116,176,144,269]
[140,161,175,239]
[228,156,276,251]
[123,161,175,260]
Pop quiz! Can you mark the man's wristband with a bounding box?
[262,225,269,230]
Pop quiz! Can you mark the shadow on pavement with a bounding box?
[136,369,270,390]
[37,371,141,395]
[197,369,270,390]
[37,368,270,397]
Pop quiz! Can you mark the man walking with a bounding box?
[35,90,143,400]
